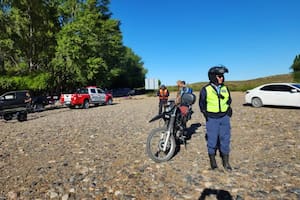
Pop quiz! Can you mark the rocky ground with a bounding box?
[0,92,299,200]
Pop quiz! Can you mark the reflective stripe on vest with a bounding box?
[159,89,168,100]
[205,85,229,113]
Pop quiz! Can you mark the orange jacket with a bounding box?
[157,89,169,100]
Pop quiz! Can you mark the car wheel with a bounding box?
[251,97,263,108]
[83,100,89,109]
[17,112,27,122]
[106,99,113,105]
[3,114,13,121]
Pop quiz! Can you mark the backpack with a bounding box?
[183,87,193,94]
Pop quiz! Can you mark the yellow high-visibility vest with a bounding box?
[205,85,229,113]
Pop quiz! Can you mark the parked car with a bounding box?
[32,95,48,111]
[46,94,60,105]
[111,88,135,97]
[60,86,113,109]
[0,90,29,121]
[245,83,300,108]
[30,93,61,111]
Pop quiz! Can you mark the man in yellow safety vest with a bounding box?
[199,65,233,171]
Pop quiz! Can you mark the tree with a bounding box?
[290,54,300,82]
[51,0,125,90]
[0,0,60,90]
[0,0,147,93]
[111,47,147,88]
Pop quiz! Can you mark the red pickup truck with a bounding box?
[60,86,113,109]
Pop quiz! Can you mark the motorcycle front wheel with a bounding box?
[146,127,176,163]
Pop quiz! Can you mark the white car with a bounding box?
[245,83,300,108]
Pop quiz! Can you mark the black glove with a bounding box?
[227,107,233,117]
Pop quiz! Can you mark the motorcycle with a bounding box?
[146,93,196,162]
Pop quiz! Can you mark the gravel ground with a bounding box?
[0,92,300,200]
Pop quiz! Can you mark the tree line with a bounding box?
[291,54,300,82]
[0,0,147,94]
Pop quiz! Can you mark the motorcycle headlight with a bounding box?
[165,100,175,112]
[165,106,171,112]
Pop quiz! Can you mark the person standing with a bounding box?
[199,65,233,171]
[24,91,32,110]
[176,80,193,104]
[157,85,169,114]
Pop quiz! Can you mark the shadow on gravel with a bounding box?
[173,123,202,159]
[186,123,202,139]
[198,188,234,200]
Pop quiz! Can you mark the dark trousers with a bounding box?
[158,99,168,114]
[206,115,231,155]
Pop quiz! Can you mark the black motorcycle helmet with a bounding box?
[160,84,166,89]
[208,65,229,85]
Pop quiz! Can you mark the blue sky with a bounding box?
[109,0,300,86]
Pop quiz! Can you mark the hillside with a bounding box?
[168,74,294,92]
[225,73,294,91]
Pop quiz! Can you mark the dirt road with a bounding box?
[0,92,299,199]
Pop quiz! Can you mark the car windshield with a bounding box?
[292,84,300,89]
[76,88,88,94]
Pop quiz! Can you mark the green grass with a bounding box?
[167,73,294,92]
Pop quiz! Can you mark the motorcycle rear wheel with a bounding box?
[146,127,176,163]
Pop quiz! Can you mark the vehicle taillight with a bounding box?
[72,95,77,101]
[60,95,64,103]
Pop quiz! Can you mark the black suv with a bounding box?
[0,90,29,121]
[111,88,135,97]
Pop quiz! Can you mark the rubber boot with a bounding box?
[208,154,218,170]
[222,154,232,171]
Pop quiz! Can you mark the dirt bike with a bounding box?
[146,93,196,162]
